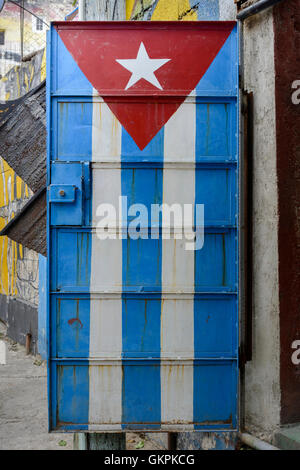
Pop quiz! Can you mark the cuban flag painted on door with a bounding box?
[47,21,238,432]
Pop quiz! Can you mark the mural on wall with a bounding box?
[128,0,220,21]
[0,1,75,351]
[0,158,38,306]
[0,1,74,312]
[0,40,44,311]
[0,48,45,101]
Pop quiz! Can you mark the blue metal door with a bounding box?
[47,21,238,432]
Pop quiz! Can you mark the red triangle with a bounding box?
[56,22,235,150]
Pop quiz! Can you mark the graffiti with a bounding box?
[0,48,45,101]
[129,0,199,20]
[0,19,46,306]
[0,158,38,306]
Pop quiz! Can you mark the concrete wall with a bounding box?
[242,9,281,438]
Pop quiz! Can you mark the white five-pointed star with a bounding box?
[116,42,170,91]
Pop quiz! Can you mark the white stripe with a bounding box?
[89,88,122,425]
[91,167,121,225]
[88,365,122,425]
[161,96,196,423]
[161,364,194,425]
[91,91,122,162]
[89,297,122,358]
[164,92,196,163]
[161,298,194,359]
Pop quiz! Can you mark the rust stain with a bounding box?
[197,414,232,426]
[85,233,89,282]
[73,366,77,385]
[156,236,161,285]
[68,317,83,328]
[160,298,165,347]
[141,299,148,351]
[206,103,210,155]
[222,234,226,286]
[76,233,89,286]
[56,366,63,425]
[126,238,131,285]
[131,168,136,201]
[112,113,119,140]
[57,298,61,323]
[171,238,177,288]
[224,103,229,155]
[154,168,159,205]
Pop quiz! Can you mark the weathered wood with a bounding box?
[0,82,47,255]
[0,187,46,256]
[0,82,46,193]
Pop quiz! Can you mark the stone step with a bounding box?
[275,425,300,450]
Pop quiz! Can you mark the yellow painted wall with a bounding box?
[0,158,29,297]
[0,2,71,314]
[128,0,197,21]
[152,0,197,20]
[41,48,46,82]
[0,13,39,301]
[0,15,20,43]
[126,0,136,20]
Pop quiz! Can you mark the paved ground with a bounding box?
[0,322,73,450]
[0,322,166,450]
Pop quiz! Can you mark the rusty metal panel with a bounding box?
[47,21,239,432]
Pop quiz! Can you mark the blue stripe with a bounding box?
[194,294,236,358]
[53,30,93,95]
[55,100,93,161]
[122,294,161,358]
[193,361,236,429]
[55,295,90,358]
[196,30,238,96]
[193,27,238,429]
[56,362,89,427]
[121,127,164,163]
[121,128,163,425]
[122,362,161,429]
[49,27,93,430]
